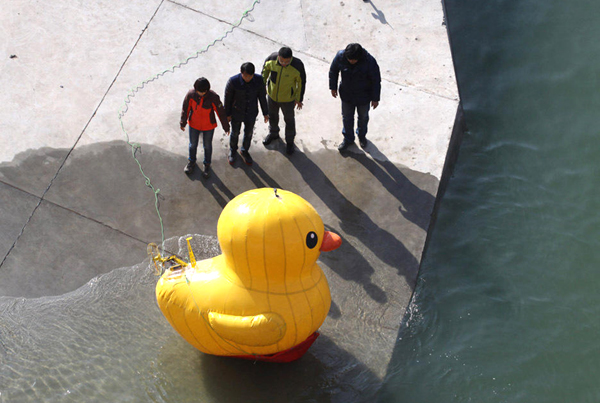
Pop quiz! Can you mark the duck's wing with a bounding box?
[207,312,286,346]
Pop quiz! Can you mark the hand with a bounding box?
[295,101,303,110]
[180,126,185,131]
[224,131,230,136]
[264,115,269,123]
[372,101,379,109]
[227,116,232,122]
[331,90,338,98]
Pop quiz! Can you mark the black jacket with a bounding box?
[329,48,381,106]
[224,73,269,121]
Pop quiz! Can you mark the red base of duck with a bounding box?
[231,332,320,363]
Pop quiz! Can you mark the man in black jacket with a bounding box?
[224,62,269,165]
[329,43,381,151]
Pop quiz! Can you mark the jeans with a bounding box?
[188,127,214,165]
[230,118,256,152]
[341,101,370,143]
[268,97,296,142]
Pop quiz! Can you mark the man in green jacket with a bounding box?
[261,47,306,155]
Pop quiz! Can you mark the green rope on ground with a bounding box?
[123,1,263,358]
[117,0,261,254]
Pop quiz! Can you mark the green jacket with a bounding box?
[262,52,306,103]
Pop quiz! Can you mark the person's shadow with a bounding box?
[364,0,393,28]
[243,161,281,189]
[288,149,420,290]
[187,166,235,208]
[343,143,436,232]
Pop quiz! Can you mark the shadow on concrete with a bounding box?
[243,161,281,189]
[365,1,393,28]
[0,140,434,302]
[0,140,437,398]
[197,335,380,403]
[287,148,420,290]
[324,222,388,304]
[0,146,68,197]
[328,299,342,319]
[347,142,435,232]
[186,167,236,209]
[184,157,281,207]
[153,334,379,402]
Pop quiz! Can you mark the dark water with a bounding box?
[379,0,600,401]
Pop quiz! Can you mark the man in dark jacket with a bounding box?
[180,77,230,177]
[329,43,381,151]
[224,62,269,166]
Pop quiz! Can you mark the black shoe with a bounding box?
[184,161,195,174]
[286,142,295,155]
[240,150,253,165]
[202,164,211,178]
[228,149,236,165]
[338,140,354,151]
[359,137,368,148]
[263,133,280,146]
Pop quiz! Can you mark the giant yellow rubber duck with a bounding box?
[155,188,341,362]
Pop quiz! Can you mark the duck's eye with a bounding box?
[306,232,318,249]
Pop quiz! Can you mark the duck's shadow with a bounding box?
[155,334,380,403]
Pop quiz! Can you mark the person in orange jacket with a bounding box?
[180,77,230,178]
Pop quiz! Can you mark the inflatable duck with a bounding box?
[155,188,341,362]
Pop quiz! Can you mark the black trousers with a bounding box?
[268,97,296,142]
[230,118,256,152]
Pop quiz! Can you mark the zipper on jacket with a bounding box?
[275,63,284,102]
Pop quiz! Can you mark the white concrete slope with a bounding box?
[2,0,457,178]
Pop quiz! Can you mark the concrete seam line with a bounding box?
[0,0,167,271]
[168,0,238,25]
[0,179,42,199]
[117,0,262,255]
[167,0,455,101]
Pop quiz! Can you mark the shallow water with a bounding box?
[0,236,220,403]
[0,235,381,403]
[379,0,600,401]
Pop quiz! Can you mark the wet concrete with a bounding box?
[0,182,40,260]
[0,139,437,381]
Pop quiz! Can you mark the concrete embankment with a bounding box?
[0,0,458,399]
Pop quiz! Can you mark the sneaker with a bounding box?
[286,142,295,155]
[337,140,354,151]
[184,161,195,174]
[359,137,368,148]
[263,133,280,146]
[240,150,253,165]
[202,163,211,178]
[228,149,236,165]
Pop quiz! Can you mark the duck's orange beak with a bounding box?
[320,231,342,252]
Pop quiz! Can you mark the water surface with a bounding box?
[379,0,600,401]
